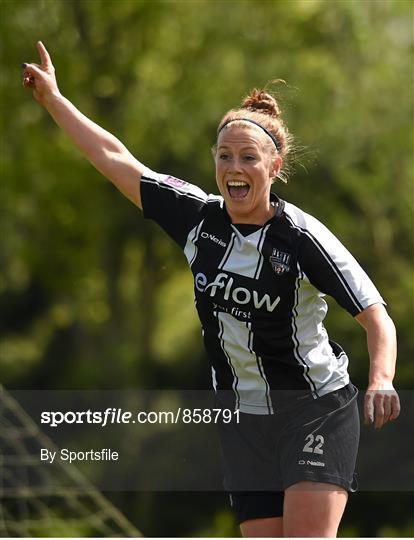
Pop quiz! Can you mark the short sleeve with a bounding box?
[285,203,385,316]
[140,167,208,248]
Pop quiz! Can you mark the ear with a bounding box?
[211,144,218,160]
[270,155,283,178]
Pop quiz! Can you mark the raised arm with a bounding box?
[355,303,400,429]
[22,41,144,208]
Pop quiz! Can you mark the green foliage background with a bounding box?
[1,0,413,536]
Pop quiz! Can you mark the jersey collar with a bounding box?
[223,192,285,226]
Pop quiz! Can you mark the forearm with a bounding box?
[365,313,397,388]
[23,43,144,206]
[356,304,397,388]
[43,92,127,173]
[356,304,400,427]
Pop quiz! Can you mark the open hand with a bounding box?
[22,41,60,106]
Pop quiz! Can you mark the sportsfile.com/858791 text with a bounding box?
[40,408,240,428]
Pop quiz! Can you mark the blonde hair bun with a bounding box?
[242,89,281,119]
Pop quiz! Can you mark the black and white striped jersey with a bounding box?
[140,167,384,414]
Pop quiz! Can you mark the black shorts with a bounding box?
[217,383,359,524]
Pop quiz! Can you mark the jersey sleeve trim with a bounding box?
[140,166,208,248]
[141,166,208,205]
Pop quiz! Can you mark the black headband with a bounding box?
[218,118,281,152]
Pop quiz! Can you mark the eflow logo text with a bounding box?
[195,272,281,312]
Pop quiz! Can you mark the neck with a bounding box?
[229,201,276,225]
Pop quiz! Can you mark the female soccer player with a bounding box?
[23,42,400,537]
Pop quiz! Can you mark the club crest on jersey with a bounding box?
[270,249,291,275]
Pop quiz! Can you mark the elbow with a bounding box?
[91,147,125,177]
[386,313,397,340]
[378,306,396,335]
[366,307,397,346]
[356,303,395,333]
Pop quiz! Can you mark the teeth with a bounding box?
[227,181,249,187]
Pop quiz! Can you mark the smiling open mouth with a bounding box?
[227,181,250,199]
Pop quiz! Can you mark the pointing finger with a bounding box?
[36,41,52,69]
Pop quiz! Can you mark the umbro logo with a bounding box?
[270,249,291,275]
[200,232,227,248]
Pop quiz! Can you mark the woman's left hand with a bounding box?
[364,383,401,429]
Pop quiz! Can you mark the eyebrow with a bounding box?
[217,145,259,151]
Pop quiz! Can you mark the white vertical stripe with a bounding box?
[253,224,271,280]
[218,232,236,269]
[184,219,204,267]
[291,272,350,396]
[291,276,318,396]
[217,315,240,409]
[211,366,217,391]
[247,321,273,413]
[217,312,271,414]
[223,227,267,278]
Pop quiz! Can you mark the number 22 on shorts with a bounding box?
[303,433,325,454]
